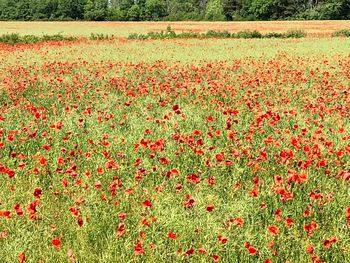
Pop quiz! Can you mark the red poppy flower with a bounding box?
[33,188,42,199]
[116,223,125,238]
[134,240,145,255]
[52,238,61,248]
[267,225,279,236]
[207,203,215,212]
[18,252,25,263]
[159,157,169,165]
[142,200,152,208]
[306,244,314,254]
[184,247,194,257]
[212,255,220,262]
[0,231,8,239]
[167,232,177,239]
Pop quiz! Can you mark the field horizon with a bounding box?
[1,20,350,37]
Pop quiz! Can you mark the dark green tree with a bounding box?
[84,0,108,20]
[57,0,86,19]
[144,0,167,19]
[205,0,226,20]
[127,4,141,20]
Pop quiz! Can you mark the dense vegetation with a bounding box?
[127,27,308,39]
[0,0,349,21]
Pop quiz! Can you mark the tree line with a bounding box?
[0,0,349,21]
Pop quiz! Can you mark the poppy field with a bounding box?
[1,25,350,263]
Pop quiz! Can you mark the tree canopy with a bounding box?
[0,0,349,21]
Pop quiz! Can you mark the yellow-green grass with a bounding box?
[1,38,350,67]
[1,20,350,37]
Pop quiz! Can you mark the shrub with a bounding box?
[332,29,350,37]
[126,28,310,40]
[0,33,20,45]
[90,33,114,40]
[205,30,231,38]
[0,33,76,45]
[127,33,140,40]
[235,30,263,38]
[264,32,285,38]
[285,29,306,38]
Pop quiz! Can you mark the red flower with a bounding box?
[304,221,319,236]
[249,188,259,197]
[207,176,216,185]
[118,212,127,221]
[116,223,125,238]
[267,225,279,236]
[57,156,65,165]
[134,240,145,255]
[215,152,225,162]
[233,217,244,226]
[218,235,228,245]
[14,204,23,216]
[245,242,258,256]
[284,218,294,226]
[183,195,195,209]
[207,203,215,212]
[167,232,177,239]
[0,231,8,239]
[306,244,314,254]
[346,207,350,226]
[186,174,201,184]
[159,157,169,165]
[105,160,119,170]
[33,188,42,199]
[18,252,26,263]
[274,209,282,221]
[142,200,152,208]
[39,157,47,167]
[323,236,337,248]
[27,200,40,220]
[198,247,207,254]
[212,255,220,262]
[248,246,258,256]
[52,238,61,248]
[184,247,194,257]
[77,216,84,227]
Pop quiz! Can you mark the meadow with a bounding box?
[1,22,350,263]
[1,20,350,37]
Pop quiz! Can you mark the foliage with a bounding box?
[205,0,226,21]
[0,33,76,44]
[84,0,108,21]
[235,29,262,38]
[332,29,350,37]
[0,0,349,20]
[127,5,141,21]
[285,29,306,38]
[89,32,114,40]
[127,27,309,39]
[297,0,350,20]
[108,7,127,20]
[144,0,167,20]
